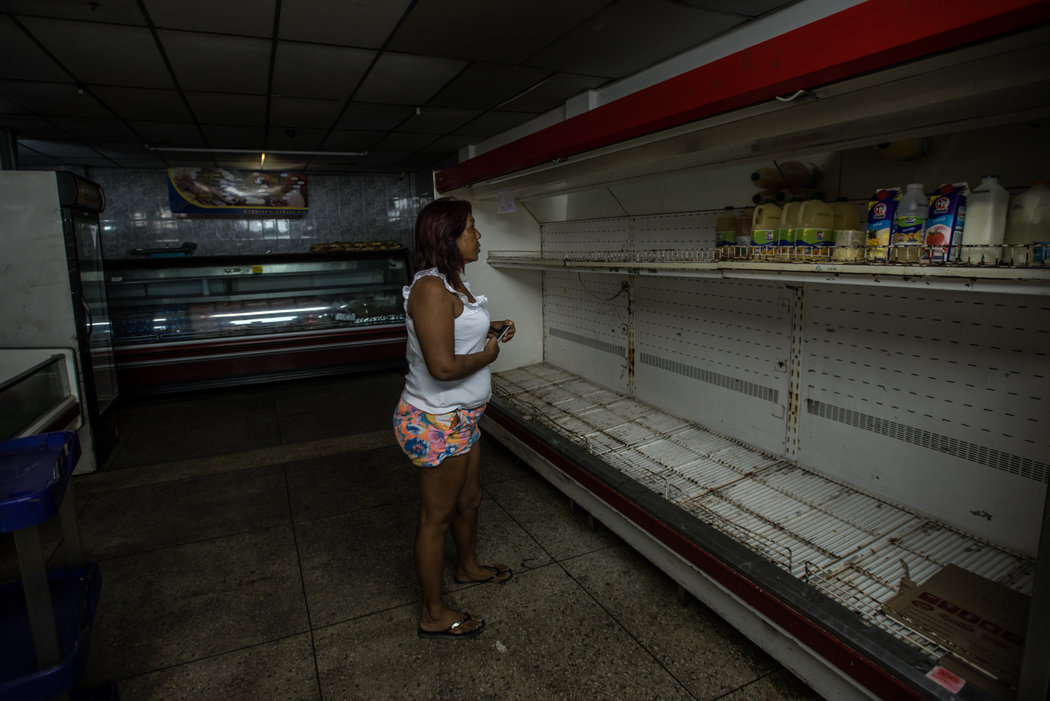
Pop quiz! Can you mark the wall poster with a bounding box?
[168,168,308,215]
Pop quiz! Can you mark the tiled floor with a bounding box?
[3,371,822,700]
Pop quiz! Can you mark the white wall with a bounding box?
[465,197,544,372]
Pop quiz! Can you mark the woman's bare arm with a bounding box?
[407,276,498,381]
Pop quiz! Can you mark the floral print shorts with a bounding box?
[393,399,486,467]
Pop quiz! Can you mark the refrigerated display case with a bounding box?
[435,12,1050,701]
[0,171,118,474]
[104,249,411,394]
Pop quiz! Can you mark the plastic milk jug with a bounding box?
[798,197,835,247]
[891,183,928,263]
[962,175,1008,265]
[1004,179,1050,265]
[777,199,803,247]
[831,197,861,232]
[716,206,738,247]
[751,201,781,248]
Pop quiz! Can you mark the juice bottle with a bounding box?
[715,206,737,247]
[1004,179,1050,265]
[777,198,803,248]
[890,183,928,263]
[798,197,835,250]
[751,200,781,250]
[962,175,1008,265]
[736,207,753,246]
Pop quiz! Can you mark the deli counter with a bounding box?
[104,249,411,394]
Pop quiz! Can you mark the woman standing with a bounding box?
[393,197,516,639]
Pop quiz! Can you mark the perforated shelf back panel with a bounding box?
[543,270,630,395]
[798,284,1050,555]
[633,276,792,456]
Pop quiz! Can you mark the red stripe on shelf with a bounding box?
[436,0,1050,193]
[486,405,926,700]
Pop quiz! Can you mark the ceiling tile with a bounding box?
[0,115,69,139]
[527,0,744,77]
[269,96,345,128]
[185,93,268,126]
[0,16,69,82]
[200,124,267,149]
[426,62,551,112]
[265,127,330,150]
[421,134,478,154]
[0,80,110,118]
[278,0,412,48]
[398,108,479,134]
[130,121,206,147]
[334,102,414,131]
[0,96,30,114]
[272,42,375,99]
[49,117,140,142]
[15,148,65,166]
[91,86,193,122]
[94,142,158,159]
[158,30,272,93]
[454,111,535,138]
[0,0,147,25]
[389,0,609,63]
[20,17,174,88]
[354,53,467,106]
[19,139,105,158]
[321,130,385,151]
[374,132,439,152]
[143,0,277,37]
[355,150,411,167]
[498,72,609,113]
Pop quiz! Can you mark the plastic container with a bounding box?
[751,201,781,249]
[831,198,861,232]
[890,183,928,263]
[736,207,753,246]
[1004,179,1050,265]
[798,197,835,248]
[962,175,1008,265]
[777,199,803,248]
[715,206,737,247]
[833,230,865,261]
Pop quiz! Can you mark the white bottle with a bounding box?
[1004,179,1050,265]
[962,175,1008,265]
[891,184,927,263]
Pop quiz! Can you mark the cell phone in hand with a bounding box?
[493,324,510,342]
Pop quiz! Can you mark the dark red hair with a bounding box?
[414,197,471,287]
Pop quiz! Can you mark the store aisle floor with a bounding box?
[5,371,822,700]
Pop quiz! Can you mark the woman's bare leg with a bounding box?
[451,443,510,582]
[416,453,482,633]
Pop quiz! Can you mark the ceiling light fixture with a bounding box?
[144,145,367,157]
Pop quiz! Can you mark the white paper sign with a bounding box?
[497,190,516,213]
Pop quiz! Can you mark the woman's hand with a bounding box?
[489,319,516,343]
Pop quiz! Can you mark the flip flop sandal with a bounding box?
[454,565,513,585]
[417,614,485,639]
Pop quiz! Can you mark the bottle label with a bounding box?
[892,216,926,245]
[798,228,834,246]
[752,229,775,246]
[716,229,736,246]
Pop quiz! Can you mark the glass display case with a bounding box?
[0,350,80,440]
[105,249,412,394]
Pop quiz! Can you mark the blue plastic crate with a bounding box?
[0,562,101,701]
[0,431,80,532]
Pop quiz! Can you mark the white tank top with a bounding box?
[400,268,492,413]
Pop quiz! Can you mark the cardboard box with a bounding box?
[882,564,1029,690]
